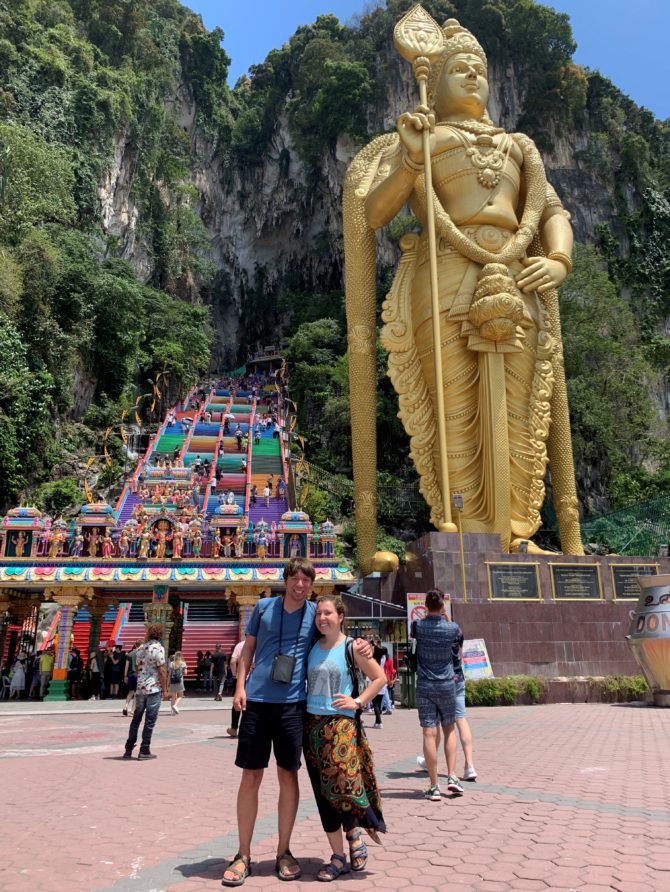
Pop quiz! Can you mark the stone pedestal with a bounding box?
[379,531,670,678]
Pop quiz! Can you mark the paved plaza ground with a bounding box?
[1,698,669,892]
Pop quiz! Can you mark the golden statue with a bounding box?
[344,7,583,573]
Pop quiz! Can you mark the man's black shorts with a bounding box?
[235,701,305,771]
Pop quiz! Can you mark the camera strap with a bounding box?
[278,599,307,656]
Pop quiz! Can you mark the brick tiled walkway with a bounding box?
[1,701,668,891]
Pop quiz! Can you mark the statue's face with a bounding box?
[435,52,489,119]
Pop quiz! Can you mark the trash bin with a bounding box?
[398,667,417,709]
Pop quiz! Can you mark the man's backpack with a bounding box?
[406,621,418,673]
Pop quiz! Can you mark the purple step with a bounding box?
[249,498,288,525]
[117,492,140,525]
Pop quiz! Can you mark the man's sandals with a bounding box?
[221,854,251,887]
[275,850,302,881]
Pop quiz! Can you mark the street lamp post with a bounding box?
[452,492,468,603]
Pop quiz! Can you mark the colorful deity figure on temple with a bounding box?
[211,531,222,559]
[289,535,302,559]
[102,532,114,559]
[85,528,99,558]
[138,528,151,560]
[257,531,269,560]
[171,525,183,560]
[234,526,244,558]
[71,528,84,558]
[222,532,233,558]
[13,531,27,558]
[270,520,277,556]
[192,529,202,558]
[49,528,65,558]
[39,522,51,556]
[118,528,130,559]
[153,525,169,560]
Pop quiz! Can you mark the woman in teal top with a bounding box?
[304,595,387,882]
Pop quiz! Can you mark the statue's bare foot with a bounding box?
[510,538,553,555]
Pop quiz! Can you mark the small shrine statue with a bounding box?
[257,531,269,560]
[138,528,151,560]
[222,532,233,558]
[102,532,114,559]
[13,531,27,559]
[71,529,84,558]
[211,531,222,559]
[118,529,130,558]
[171,526,183,560]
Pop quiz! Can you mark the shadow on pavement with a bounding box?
[175,858,228,880]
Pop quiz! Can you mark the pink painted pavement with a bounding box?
[0,700,669,891]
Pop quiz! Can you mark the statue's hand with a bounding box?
[516,257,567,295]
[397,105,436,164]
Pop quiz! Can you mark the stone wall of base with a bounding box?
[452,600,639,677]
[361,531,666,678]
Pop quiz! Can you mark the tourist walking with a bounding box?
[304,595,387,880]
[168,652,187,714]
[9,657,26,699]
[123,623,168,760]
[413,589,464,799]
[123,640,141,716]
[38,647,54,699]
[221,558,370,886]
[417,629,477,780]
[211,643,227,701]
[86,649,103,700]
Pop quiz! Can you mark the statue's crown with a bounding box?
[441,19,487,66]
[427,18,488,111]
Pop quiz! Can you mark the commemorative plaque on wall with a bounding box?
[488,563,541,600]
[611,564,659,600]
[550,563,602,600]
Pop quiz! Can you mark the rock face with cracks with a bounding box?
[96,58,630,368]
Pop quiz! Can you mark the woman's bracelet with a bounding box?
[547,250,573,274]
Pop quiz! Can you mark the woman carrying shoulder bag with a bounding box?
[304,595,387,882]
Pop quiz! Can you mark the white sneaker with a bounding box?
[372,722,383,729]
[462,765,477,781]
[417,755,427,770]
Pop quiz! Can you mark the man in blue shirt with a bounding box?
[414,589,464,800]
[222,558,369,886]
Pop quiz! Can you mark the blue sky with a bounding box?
[187,0,668,120]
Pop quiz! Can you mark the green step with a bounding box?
[252,441,281,455]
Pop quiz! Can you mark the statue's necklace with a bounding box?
[447,124,511,189]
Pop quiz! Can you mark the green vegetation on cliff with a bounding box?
[0,0,225,508]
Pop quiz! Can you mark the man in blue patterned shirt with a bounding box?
[413,589,464,800]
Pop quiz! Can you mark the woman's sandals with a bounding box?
[346,828,368,871]
[221,854,251,887]
[317,853,350,882]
